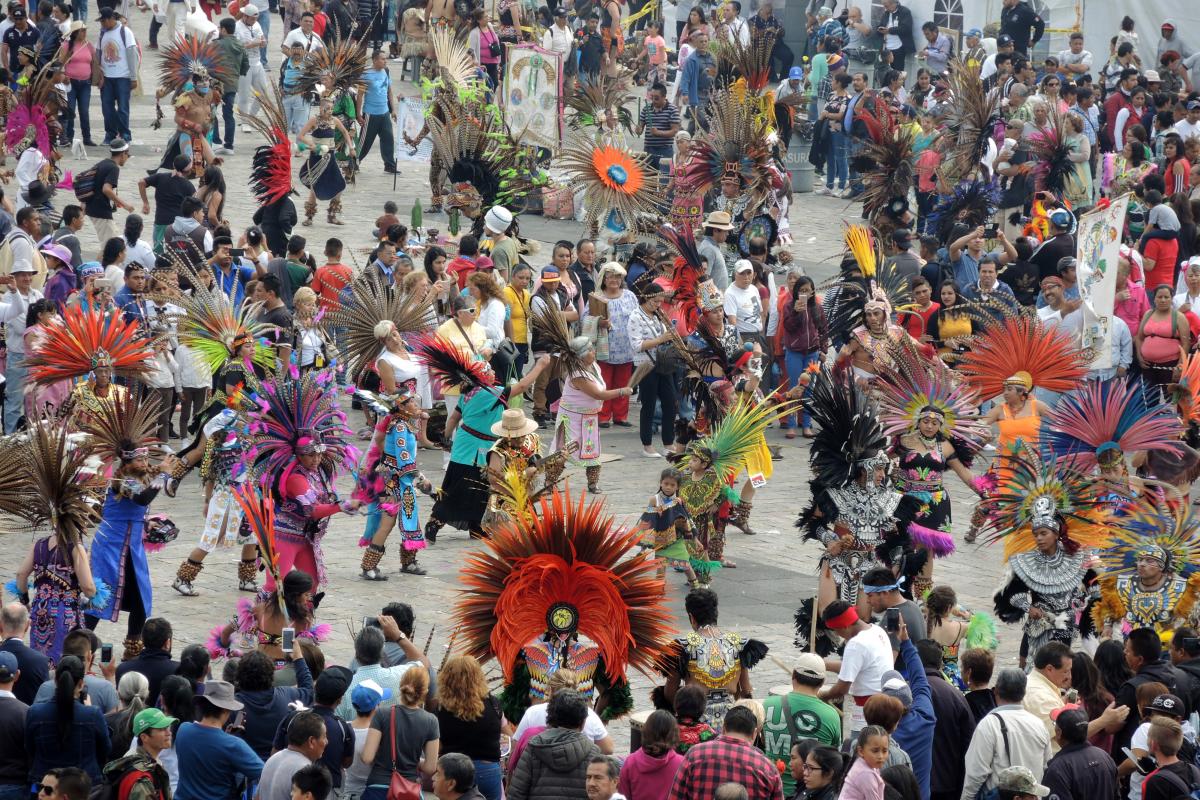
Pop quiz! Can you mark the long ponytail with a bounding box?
[55,656,85,743]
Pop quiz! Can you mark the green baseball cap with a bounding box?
[133,708,177,737]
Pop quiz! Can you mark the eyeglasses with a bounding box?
[803,764,824,772]
[37,786,54,796]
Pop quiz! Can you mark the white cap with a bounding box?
[1144,69,1161,82]
[484,206,513,234]
[241,3,259,14]
[734,259,754,274]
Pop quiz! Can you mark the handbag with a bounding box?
[387,707,422,800]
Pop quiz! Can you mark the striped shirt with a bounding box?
[639,101,680,152]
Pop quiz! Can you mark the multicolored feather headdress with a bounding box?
[410,333,498,395]
[678,89,780,204]
[248,369,356,480]
[558,135,663,232]
[684,392,801,482]
[1041,377,1185,471]
[956,315,1089,401]
[5,61,62,160]
[25,306,156,385]
[157,35,236,94]
[454,490,673,686]
[657,224,708,332]
[78,391,163,466]
[823,225,913,342]
[170,264,279,374]
[874,339,989,454]
[327,271,434,382]
[849,101,915,225]
[233,484,285,617]
[1026,109,1075,197]
[804,367,889,490]
[926,179,1002,244]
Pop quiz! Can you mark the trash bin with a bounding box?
[784,137,815,193]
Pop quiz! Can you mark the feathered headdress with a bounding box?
[926,179,1002,244]
[1041,377,1185,471]
[232,484,285,617]
[239,84,295,205]
[678,89,780,204]
[410,332,498,395]
[565,71,636,134]
[657,224,708,333]
[849,101,916,224]
[874,339,989,455]
[327,271,434,382]
[710,29,777,94]
[0,420,104,551]
[684,392,801,481]
[5,62,62,160]
[25,306,156,385]
[805,366,888,490]
[78,391,163,466]
[248,369,356,480]
[558,134,663,232]
[455,490,673,686]
[530,303,590,379]
[157,35,236,94]
[1171,352,1200,424]
[823,225,912,343]
[170,264,280,373]
[1026,109,1075,197]
[979,452,1111,559]
[290,34,369,100]
[428,26,479,92]
[956,315,1088,401]
[939,59,1003,183]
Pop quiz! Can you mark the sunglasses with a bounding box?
[36,786,55,796]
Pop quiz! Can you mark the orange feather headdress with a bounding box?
[25,306,155,385]
[956,315,1089,400]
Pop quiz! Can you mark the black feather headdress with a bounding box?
[926,179,1002,243]
[1026,109,1075,198]
[804,366,888,490]
[850,102,915,224]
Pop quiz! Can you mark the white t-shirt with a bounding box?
[513,702,609,743]
[342,726,371,797]
[724,283,763,333]
[234,19,263,47]
[98,24,137,78]
[283,28,324,51]
[1175,119,1200,141]
[839,624,893,697]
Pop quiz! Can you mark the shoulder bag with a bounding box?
[387,707,422,800]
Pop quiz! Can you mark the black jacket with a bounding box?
[0,638,49,706]
[1042,742,1118,800]
[925,668,976,797]
[881,3,915,63]
[116,649,181,709]
[253,197,298,257]
[1113,659,1180,757]
[1175,657,1200,720]
[1000,1,1044,54]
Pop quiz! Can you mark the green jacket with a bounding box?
[215,34,250,91]
[102,749,172,800]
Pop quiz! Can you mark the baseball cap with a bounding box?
[1049,209,1073,229]
[892,228,913,246]
[351,678,393,713]
[792,653,826,681]
[997,33,1014,46]
[242,2,260,13]
[733,259,754,274]
[10,6,24,17]
[484,206,513,234]
[1188,100,1200,111]
[788,66,804,80]
[315,666,353,705]
[553,6,566,15]
[880,670,913,708]
[1050,704,1089,739]
[966,27,982,38]
[1144,69,1162,82]
[98,6,115,18]
[1148,693,1186,719]
[133,708,177,737]
[0,651,18,681]
[997,766,1050,797]
[540,265,561,282]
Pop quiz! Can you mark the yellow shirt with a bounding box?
[504,285,531,344]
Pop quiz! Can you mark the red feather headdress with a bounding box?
[410,333,498,395]
[25,306,155,385]
[657,224,707,332]
[956,315,1089,400]
[239,84,294,204]
[455,491,674,685]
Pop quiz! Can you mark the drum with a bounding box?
[628,709,652,754]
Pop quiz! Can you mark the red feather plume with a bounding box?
[25,306,155,385]
[658,224,706,331]
[455,491,674,685]
[410,332,498,395]
[956,315,1089,400]
[233,484,285,616]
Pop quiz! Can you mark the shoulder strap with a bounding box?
[1151,766,1194,798]
[118,768,153,799]
[454,319,478,354]
[389,706,398,768]
[990,710,1011,764]
[781,694,803,745]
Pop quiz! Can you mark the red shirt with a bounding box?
[904,301,940,340]
[310,263,352,311]
[1144,238,1179,292]
[447,256,478,290]
[312,11,328,36]
[669,735,784,800]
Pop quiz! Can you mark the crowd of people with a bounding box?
[3,0,1200,799]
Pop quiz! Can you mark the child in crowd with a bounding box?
[634,468,706,587]
[374,201,400,238]
[841,725,890,800]
[644,21,668,88]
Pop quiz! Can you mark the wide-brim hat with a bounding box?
[490,408,539,438]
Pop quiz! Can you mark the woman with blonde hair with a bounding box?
[435,656,509,800]
[360,666,440,800]
[291,286,336,374]
[468,271,512,378]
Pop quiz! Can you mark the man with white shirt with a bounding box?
[719,0,748,46]
[1057,32,1091,77]
[1175,98,1200,141]
[541,7,571,58]
[960,668,1053,800]
[96,7,140,144]
[282,11,324,54]
[724,259,764,342]
[819,601,894,736]
[0,212,45,432]
[234,4,269,128]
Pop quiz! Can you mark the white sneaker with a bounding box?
[129,139,144,146]
[815,186,833,196]
[641,449,663,458]
[215,146,235,155]
[838,187,855,198]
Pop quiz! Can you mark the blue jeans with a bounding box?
[73,0,86,19]
[785,349,821,428]
[65,78,92,142]
[473,760,503,800]
[826,127,848,189]
[361,786,389,800]
[100,76,132,142]
[4,351,25,433]
[209,90,237,148]
[257,11,270,66]
[645,144,673,172]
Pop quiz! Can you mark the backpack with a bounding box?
[1148,763,1200,800]
[88,767,153,800]
[73,164,99,202]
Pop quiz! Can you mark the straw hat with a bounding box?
[490,408,539,438]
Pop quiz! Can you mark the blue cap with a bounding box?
[788,66,804,80]
[350,679,393,713]
[0,651,18,680]
[1050,209,1073,228]
[966,27,981,38]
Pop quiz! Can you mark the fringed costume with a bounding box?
[154,37,233,173]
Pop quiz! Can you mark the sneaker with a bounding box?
[241,124,252,133]
[215,146,235,155]
[838,187,855,198]
[641,449,663,458]
[361,567,389,581]
[384,165,398,174]
[815,186,833,196]
[129,139,144,146]
[83,140,98,147]
[172,577,198,597]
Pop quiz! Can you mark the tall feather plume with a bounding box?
[684,392,801,482]
[956,315,1089,400]
[25,306,156,385]
[657,224,707,331]
[233,484,286,618]
[410,333,499,395]
[289,34,369,99]
[238,84,294,205]
[1026,109,1075,197]
[78,391,163,466]
[530,303,587,378]
[248,370,355,479]
[429,26,480,91]
[849,103,916,223]
[940,58,1002,182]
[157,35,237,94]
[170,263,280,374]
[455,490,673,684]
[679,89,778,204]
[557,134,663,230]
[805,367,887,490]
[710,29,777,93]
[926,179,1002,243]
[565,71,636,133]
[5,60,64,158]
[328,271,434,382]
[1097,487,1200,582]
[874,340,989,454]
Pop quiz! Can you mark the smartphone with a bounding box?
[230,248,245,258]
[1122,747,1156,775]
[282,627,295,653]
[884,608,901,633]
[984,223,999,238]
[100,643,113,664]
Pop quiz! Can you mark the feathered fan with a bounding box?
[956,315,1089,401]
[804,366,887,490]
[328,271,433,382]
[170,263,280,374]
[157,35,237,94]
[233,484,285,616]
[565,70,636,133]
[5,61,63,164]
[558,134,663,230]
[926,179,1002,244]
[410,332,498,396]
[429,26,481,92]
[78,391,163,466]
[25,306,156,385]
[248,369,356,479]
[239,83,295,205]
[530,302,588,379]
[455,490,673,685]
[710,29,777,93]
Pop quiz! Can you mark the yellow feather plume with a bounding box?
[844,225,877,278]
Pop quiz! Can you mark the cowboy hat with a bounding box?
[490,408,539,438]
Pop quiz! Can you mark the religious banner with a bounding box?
[394,96,433,164]
[1076,194,1130,371]
[502,43,563,151]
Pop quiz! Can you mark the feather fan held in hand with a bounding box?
[238,84,295,205]
[78,391,163,467]
[939,59,1003,183]
[454,490,673,686]
[803,366,888,490]
[530,303,589,379]
[248,369,356,480]
[684,392,801,482]
[1041,377,1184,471]
[956,315,1089,401]
[327,271,433,382]
[0,420,104,551]
[558,134,663,231]
[410,332,498,396]
[849,102,916,223]
[157,35,237,94]
[233,484,286,616]
[1026,109,1076,198]
[169,263,280,374]
[25,306,156,385]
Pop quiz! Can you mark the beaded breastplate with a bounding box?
[1116,574,1191,629]
[683,630,744,690]
[523,638,600,703]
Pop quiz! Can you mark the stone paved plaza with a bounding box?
[1,10,1022,747]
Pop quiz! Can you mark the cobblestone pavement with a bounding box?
[3,10,1021,748]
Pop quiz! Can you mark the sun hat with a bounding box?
[490,408,539,438]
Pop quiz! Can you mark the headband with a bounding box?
[825,606,861,629]
[863,582,902,594]
[120,446,150,461]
